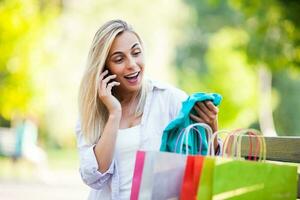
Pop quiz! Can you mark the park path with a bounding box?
[0,169,89,200]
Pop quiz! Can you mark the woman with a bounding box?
[75,19,219,200]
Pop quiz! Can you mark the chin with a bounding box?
[124,83,143,93]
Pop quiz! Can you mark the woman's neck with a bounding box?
[114,89,139,106]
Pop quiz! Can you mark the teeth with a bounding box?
[125,72,139,78]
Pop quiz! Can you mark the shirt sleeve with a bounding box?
[168,87,188,119]
[75,120,115,190]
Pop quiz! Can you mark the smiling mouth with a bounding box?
[124,72,140,80]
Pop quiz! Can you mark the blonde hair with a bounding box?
[78,19,149,144]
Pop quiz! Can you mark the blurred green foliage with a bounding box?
[273,69,300,136]
[175,0,300,135]
[0,0,59,121]
[229,0,300,69]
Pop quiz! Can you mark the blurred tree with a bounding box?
[273,69,300,136]
[0,0,60,124]
[230,0,300,136]
[175,0,300,135]
[175,0,257,129]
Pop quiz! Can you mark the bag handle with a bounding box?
[207,130,231,156]
[174,128,186,153]
[222,129,266,161]
[236,129,266,161]
[180,123,213,155]
[222,129,239,158]
[174,127,204,154]
[237,130,258,160]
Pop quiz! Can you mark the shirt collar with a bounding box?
[147,79,168,91]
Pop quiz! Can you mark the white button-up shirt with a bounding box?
[75,80,188,200]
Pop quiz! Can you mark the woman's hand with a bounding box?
[190,101,219,132]
[98,70,121,115]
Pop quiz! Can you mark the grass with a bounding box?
[46,148,79,170]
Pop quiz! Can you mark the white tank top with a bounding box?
[115,125,141,200]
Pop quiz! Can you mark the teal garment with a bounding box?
[160,93,222,155]
[15,121,25,158]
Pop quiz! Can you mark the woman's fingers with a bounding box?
[102,74,117,84]
[198,101,218,118]
[99,71,117,92]
[99,70,109,91]
[193,101,218,123]
[106,81,120,92]
[191,101,219,132]
[190,113,205,123]
[99,70,109,80]
[98,70,118,98]
[197,102,210,116]
[194,103,210,122]
[101,74,116,90]
[204,101,219,114]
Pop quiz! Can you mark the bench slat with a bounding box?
[240,136,300,163]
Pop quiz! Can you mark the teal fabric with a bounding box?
[15,121,25,157]
[160,93,222,155]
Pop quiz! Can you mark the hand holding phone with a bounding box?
[98,69,121,114]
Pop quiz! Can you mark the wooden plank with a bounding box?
[239,136,300,163]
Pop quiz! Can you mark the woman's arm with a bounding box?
[75,121,116,189]
[75,70,122,189]
[95,70,122,173]
[94,112,121,173]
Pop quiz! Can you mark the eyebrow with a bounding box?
[110,43,140,58]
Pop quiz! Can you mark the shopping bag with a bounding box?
[180,155,205,200]
[179,123,218,200]
[179,155,298,200]
[130,150,187,200]
[209,158,298,200]
[131,123,216,200]
[194,130,298,200]
[130,151,146,200]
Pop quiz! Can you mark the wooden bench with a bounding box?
[0,126,47,164]
[240,136,300,199]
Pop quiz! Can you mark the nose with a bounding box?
[127,56,139,70]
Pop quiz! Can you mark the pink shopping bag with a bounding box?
[130,150,187,200]
[130,151,145,200]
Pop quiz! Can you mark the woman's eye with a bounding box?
[114,57,123,63]
[133,51,141,56]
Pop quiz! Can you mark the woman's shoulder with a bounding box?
[147,79,188,100]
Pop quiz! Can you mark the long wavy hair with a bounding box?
[78,19,148,144]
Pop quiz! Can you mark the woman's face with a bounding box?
[105,31,144,94]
